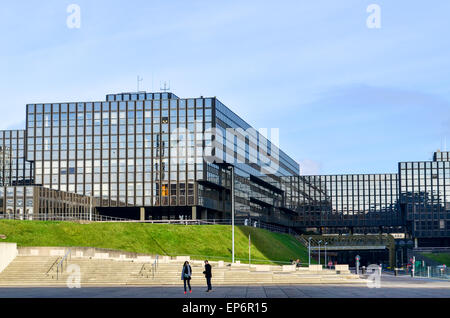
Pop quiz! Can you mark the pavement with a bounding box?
[0,275,449,298]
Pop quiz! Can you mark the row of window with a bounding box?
[29,108,212,123]
[400,161,450,169]
[27,98,213,114]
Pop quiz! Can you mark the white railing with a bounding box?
[119,218,294,234]
[0,213,295,235]
[0,214,132,222]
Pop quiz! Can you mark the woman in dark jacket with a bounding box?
[181,261,192,294]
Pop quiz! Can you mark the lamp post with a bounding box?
[324,242,328,267]
[308,237,312,266]
[400,249,403,267]
[89,195,93,221]
[249,233,251,266]
[228,165,235,263]
[318,240,322,265]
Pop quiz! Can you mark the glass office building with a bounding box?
[399,151,450,246]
[1,89,450,246]
[298,151,450,243]
[0,185,92,220]
[26,92,204,219]
[0,130,34,186]
[24,92,302,225]
[298,174,403,234]
[0,129,90,220]
[200,99,301,226]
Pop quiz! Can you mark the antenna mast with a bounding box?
[137,76,143,92]
[160,81,171,92]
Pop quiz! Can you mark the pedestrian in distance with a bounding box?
[203,260,212,292]
[181,261,192,294]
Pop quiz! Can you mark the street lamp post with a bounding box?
[318,240,322,265]
[308,237,312,266]
[89,195,93,221]
[324,242,328,267]
[228,165,235,263]
[400,248,403,267]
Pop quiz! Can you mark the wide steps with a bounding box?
[0,256,365,286]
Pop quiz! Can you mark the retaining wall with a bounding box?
[0,243,18,273]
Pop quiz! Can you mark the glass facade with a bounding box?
[199,99,301,226]
[433,151,450,162]
[26,93,212,210]
[1,90,449,243]
[23,92,304,225]
[298,174,402,233]
[399,154,450,239]
[0,130,33,186]
[0,185,91,220]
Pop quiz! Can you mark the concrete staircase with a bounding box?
[0,256,365,287]
[0,256,62,286]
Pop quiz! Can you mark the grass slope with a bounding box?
[422,253,450,266]
[0,220,310,264]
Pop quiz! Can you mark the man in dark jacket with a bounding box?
[203,260,212,292]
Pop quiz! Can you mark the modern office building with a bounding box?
[1,90,449,248]
[0,185,91,220]
[298,174,403,234]
[24,91,302,226]
[399,153,450,246]
[299,151,450,246]
[0,129,90,219]
[0,130,34,186]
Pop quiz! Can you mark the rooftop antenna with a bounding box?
[137,75,143,92]
[160,81,171,92]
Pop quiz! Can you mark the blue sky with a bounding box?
[1,0,449,175]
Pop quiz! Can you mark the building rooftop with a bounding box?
[105,91,179,102]
[433,150,450,162]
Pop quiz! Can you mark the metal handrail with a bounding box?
[138,255,159,279]
[154,255,159,278]
[103,218,292,234]
[152,261,156,279]
[138,263,152,278]
[45,257,61,278]
[55,249,71,280]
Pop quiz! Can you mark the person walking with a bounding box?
[181,261,192,294]
[203,260,212,292]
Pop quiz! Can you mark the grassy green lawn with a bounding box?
[0,220,310,265]
[422,253,450,266]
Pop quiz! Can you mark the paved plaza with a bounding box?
[0,275,449,298]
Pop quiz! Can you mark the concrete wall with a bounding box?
[0,243,18,273]
[17,246,222,265]
[308,264,323,271]
[19,246,147,259]
[282,265,296,272]
[335,265,349,271]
